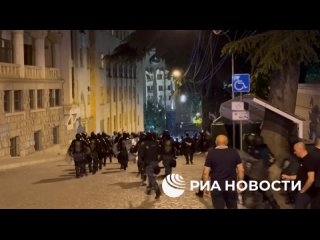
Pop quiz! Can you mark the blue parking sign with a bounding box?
[232,74,250,93]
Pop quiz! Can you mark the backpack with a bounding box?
[74,140,83,153]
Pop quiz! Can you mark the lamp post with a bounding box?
[213,30,235,148]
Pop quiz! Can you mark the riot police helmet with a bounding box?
[75,133,81,140]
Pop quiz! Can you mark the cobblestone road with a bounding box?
[0,154,213,208]
[0,153,289,209]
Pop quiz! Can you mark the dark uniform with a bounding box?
[159,131,176,177]
[182,133,194,164]
[89,133,100,174]
[68,134,88,178]
[139,133,161,199]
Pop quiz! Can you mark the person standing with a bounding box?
[202,134,244,209]
[68,134,89,178]
[282,142,315,209]
[310,137,320,209]
[139,132,161,199]
[182,133,194,164]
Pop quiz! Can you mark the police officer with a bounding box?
[68,133,88,178]
[159,130,176,177]
[182,133,194,164]
[139,132,161,199]
[89,132,100,174]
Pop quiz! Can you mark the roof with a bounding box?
[219,94,305,138]
[219,94,304,123]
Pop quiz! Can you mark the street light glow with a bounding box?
[172,69,182,78]
[180,94,187,103]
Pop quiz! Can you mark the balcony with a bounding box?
[25,65,41,79]
[0,62,20,78]
[0,63,61,80]
[45,67,61,79]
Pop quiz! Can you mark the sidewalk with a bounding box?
[0,144,69,171]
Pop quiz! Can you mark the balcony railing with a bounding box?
[45,67,61,79]
[0,64,61,80]
[0,62,20,78]
[25,65,41,79]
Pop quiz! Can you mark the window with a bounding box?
[100,87,104,105]
[4,90,10,113]
[157,74,162,80]
[100,53,105,69]
[169,95,172,100]
[147,86,153,93]
[55,89,60,106]
[106,61,111,77]
[37,90,43,108]
[49,89,55,107]
[71,67,75,99]
[113,87,117,102]
[146,74,152,82]
[10,137,19,156]
[49,89,61,107]
[167,85,171,90]
[29,90,35,109]
[53,127,59,144]
[158,85,163,91]
[34,131,41,151]
[14,90,22,112]
[24,44,34,65]
[0,38,12,63]
[113,64,118,77]
[100,120,104,132]
[119,64,123,78]
[137,94,139,104]
[86,47,90,69]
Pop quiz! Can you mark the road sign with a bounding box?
[232,74,250,93]
[232,101,244,111]
[232,111,250,121]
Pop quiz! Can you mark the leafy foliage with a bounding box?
[144,100,165,133]
[222,30,320,76]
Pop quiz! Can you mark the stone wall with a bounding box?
[0,89,66,158]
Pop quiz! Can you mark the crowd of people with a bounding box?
[67,129,320,208]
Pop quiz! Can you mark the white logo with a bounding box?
[162,174,186,198]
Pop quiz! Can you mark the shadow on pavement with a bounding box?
[110,181,141,189]
[101,170,121,174]
[33,176,75,184]
[62,169,75,172]
[197,196,212,209]
[129,196,157,209]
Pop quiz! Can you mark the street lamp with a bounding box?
[213,30,235,148]
[180,94,187,103]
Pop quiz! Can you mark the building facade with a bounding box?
[143,49,176,133]
[0,30,144,158]
[295,83,320,141]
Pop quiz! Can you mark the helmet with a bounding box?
[75,133,81,140]
[255,135,264,146]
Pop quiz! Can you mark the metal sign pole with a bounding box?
[232,54,235,148]
[239,92,243,151]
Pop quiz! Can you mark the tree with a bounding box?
[144,100,165,133]
[222,30,320,176]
